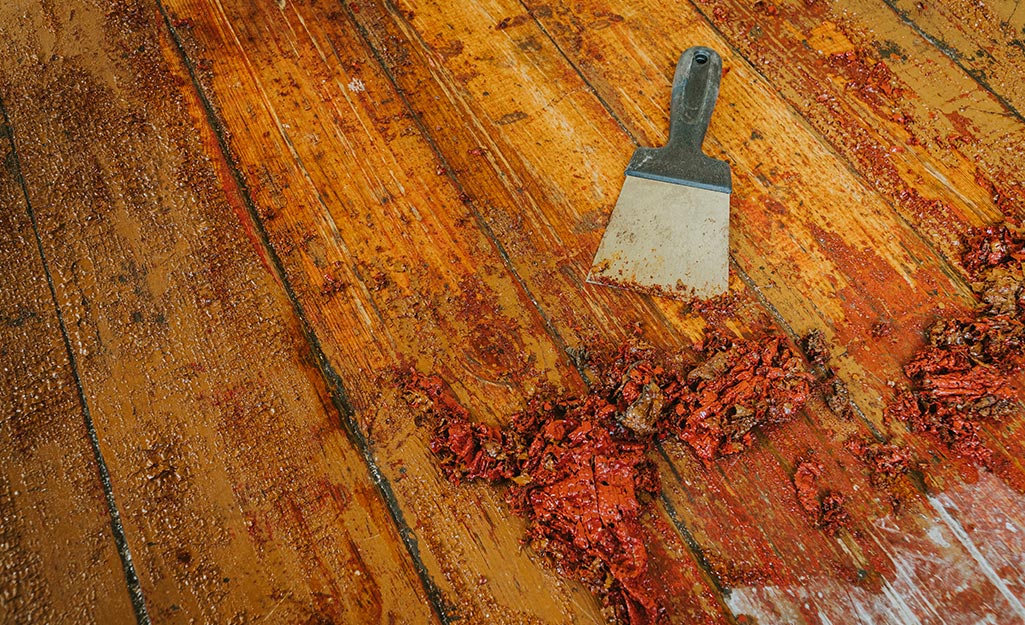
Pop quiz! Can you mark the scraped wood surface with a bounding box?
[159,0,729,620]
[2,0,1025,623]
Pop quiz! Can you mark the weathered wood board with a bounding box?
[0,1,440,623]
[0,102,139,625]
[2,0,1025,623]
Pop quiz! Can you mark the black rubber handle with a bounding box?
[625,47,732,193]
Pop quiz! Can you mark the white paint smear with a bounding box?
[727,475,1025,624]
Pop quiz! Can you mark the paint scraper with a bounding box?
[587,46,732,300]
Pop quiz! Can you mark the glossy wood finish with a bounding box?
[2,0,1024,623]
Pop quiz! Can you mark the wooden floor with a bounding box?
[3,0,1025,622]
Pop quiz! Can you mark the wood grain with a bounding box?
[159,0,733,621]
[885,0,1025,120]
[343,0,1025,621]
[0,107,138,625]
[4,0,1025,622]
[0,1,438,623]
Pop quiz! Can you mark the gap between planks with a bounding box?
[0,96,151,625]
[154,2,454,622]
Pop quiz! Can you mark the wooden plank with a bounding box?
[0,111,138,625]
[884,0,1025,121]
[0,1,440,623]
[158,0,732,622]
[337,0,1025,621]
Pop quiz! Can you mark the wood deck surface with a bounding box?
[2,0,1024,623]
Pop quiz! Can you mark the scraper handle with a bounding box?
[625,46,732,194]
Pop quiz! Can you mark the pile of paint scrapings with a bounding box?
[660,335,813,461]
[413,372,664,625]
[888,224,1025,467]
[408,332,812,625]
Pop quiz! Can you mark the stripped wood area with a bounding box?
[1,0,1024,623]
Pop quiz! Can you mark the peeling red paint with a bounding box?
[408,332,814,624]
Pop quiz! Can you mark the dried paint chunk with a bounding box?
[669,336,813,461]
[792,458,850,536]
[408,332,814,625]
[960,224,1025,279]
[887,224,1025,469]
[889,348,1014,465]
[801,328,830,366]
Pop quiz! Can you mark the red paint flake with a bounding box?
[690,290,741,326]
[793,458,850,536]
[507,399,662,624]
[793,460,822,513]
[412,375,663,624]
[429,416,517,483]
[891,347,1013,464]
[408,332,813,624]
[927,314,1025,370]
